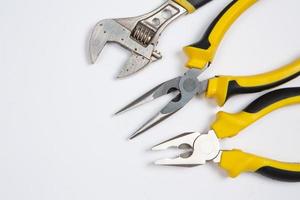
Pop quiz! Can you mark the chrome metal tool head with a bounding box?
[115,68,208,139]
[152,130,221,166]
[89,0,187,78]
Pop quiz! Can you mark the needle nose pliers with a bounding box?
[153,87,300,182]
[116,0,300,139]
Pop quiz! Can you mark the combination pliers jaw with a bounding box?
[89,0,212,78]
[152,130,221,166]
[153,88,300,182]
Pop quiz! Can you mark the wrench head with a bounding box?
[89,18,161,77]
[88,0,189,77]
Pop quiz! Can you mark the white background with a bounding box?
[1,0,300,199]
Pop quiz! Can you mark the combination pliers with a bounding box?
[153,87,300,182]
[116,0,300,139]
[89,0,213,78]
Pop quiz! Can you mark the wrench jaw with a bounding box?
[90,18,162,77]
[89,19,111,64]
[117,53,150,78]
[117,52,156,79]
[153,131,221,166]
[89,18,155,70]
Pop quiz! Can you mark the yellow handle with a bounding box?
[220,150,300,181]
[212,88,300,139]
[206,59,300,106]
[184,0,258,69]
[174,0,212,13]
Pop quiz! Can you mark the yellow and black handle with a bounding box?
[212,87,300,138]
[212,87,300,181]
[184,0,258,69]
[206,59,300,106]
[174,0,213,13]
[220,150,300,182]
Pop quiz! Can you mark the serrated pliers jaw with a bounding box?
[152,130,221,166]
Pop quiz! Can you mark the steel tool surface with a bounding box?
[89,0,212,78]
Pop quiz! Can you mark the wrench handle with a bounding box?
[174,0,213,13]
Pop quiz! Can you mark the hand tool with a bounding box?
[116,0,268,139]
[120,58,300,139]
[152,87,300,182]
[89,0,213,78]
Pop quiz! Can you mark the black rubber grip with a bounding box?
[257,167,300,182]
[187,0,213,10]
[225,70,300,102]
[190,0,238,49]
[243,87,300,113]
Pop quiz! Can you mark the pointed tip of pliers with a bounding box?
[114,109,125,116]
[114,103,137,116]
[154,159,174,166]
[128,133,140,140]
[114,90,154,116]
[151,145,164,151]
[114,80,175,116]
[128,123,154,140]
[129,111,175,140]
